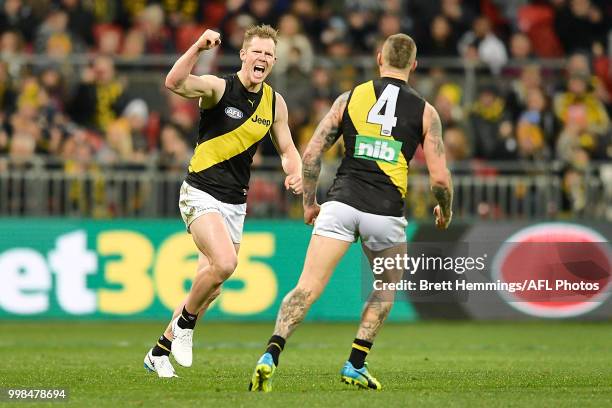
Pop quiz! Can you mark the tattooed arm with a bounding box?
[302,91,350,224]
[422,102,453,229]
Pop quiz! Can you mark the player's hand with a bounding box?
[284,174,303,195]
[433,205,452,230]
[304,203,320,226]
[195,29,221,51]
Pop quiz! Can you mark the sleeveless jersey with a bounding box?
[326,77,426,216]
[185,74,276,204]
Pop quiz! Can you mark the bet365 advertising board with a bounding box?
[0,219,610,320]
[0,219,417,321]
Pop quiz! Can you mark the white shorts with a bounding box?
[178,181,246,244]
[313,201,407,251]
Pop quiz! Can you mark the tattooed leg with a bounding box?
[357,243,407,342]
[357,294,394,342]
[273,235,351,339]
[273,287,313,338]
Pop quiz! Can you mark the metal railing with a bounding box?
[1,159,609,220]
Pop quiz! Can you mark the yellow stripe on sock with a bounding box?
[268,342,283,352]
[157,342,171,352]
[352,343,370,353]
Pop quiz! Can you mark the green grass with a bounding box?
[0,322,611,407]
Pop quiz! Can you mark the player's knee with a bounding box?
[211,256,238,282]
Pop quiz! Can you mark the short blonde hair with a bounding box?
[242,24,278,48]
[383,34,416,69]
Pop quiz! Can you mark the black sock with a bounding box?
[152,335,172,357]
[265,335,286,366]
[177,306,198,329]
[348,338,372,369]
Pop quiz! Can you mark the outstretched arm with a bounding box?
[270,93,303,194]
[164,29,225,104]
[301,91,350,224]
[422,102,453,229]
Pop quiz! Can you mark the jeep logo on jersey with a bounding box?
[224,107,243,119]
[354,135,402,164]
[251,114,271,127]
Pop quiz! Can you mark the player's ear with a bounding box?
[376,52,382,67]
[239,48,246,61]
[411,59,418,73]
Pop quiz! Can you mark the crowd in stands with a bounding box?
[0,0,610,217]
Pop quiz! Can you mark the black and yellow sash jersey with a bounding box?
[185,74,276,204]
[326,77,426,216]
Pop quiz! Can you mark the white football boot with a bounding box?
[144,348,178,378]
[171,317,194,367]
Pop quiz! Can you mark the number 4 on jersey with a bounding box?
[367,84,399,136]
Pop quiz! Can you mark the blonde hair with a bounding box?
[242,24,278,48]
[383,34,416,69]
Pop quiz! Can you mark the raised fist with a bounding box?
[196,29,221,51]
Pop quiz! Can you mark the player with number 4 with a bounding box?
[249,33,454,391]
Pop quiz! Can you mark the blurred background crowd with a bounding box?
[0,0,610,219]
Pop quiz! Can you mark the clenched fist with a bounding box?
[196,29,221,51]
[284,174,303,195]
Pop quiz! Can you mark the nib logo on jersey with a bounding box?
[354,135,402,164]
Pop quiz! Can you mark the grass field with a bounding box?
[1,321,611,407]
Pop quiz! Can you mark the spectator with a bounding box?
[553,0,607,54]
[470,85,517,160]
[310,65,340,100]
[135,4,174,54]
[434,82,464,127]
[441,0,477,37]
[246,0,280,27]
[509,31,533,60]
[162,0,200,30]
[444,126,470,163]
[345,8,377,52]
[274,13,315,76]
[554,73,610,137]
[377,13,402,41]
[97,26,122,55]
[564,52,612,111]
[0,30,25,79]
[326,39,357,93]
[458,16,508,74]
[554,73,610,162]
[0,0,37,43]
[419,15,459,57]
[158,122,191,172]
[0,61,16,115]
[516,87,558,161]
[96,118,136,165]
[290,0,324,50]
[122,98,149,161]
[120,29,146,61]
[61,0,95,48]
[219,13,255,57]
[34,8,81,55]
[8,132,36,168]
[69,55,129,131]
[506,64,543,121]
